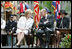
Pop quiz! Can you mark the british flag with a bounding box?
[52,1,60,21]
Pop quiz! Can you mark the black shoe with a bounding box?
[41,44,45,48]
[14,43,17,46]
[16,45,21,48]
[35,46,40,48]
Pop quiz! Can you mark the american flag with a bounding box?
[25,2,29,10]
[17,2,29,14]
[34,1,41,28]
[52,1,60,21]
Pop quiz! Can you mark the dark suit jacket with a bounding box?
[5,20,17,33]
[57,17,69,28]
[38,15,54,32]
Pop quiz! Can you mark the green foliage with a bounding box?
[39,1,54,13]
[59,34,71,48]
[39,4,43,10]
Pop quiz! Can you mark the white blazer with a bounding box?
[16,16,34,35]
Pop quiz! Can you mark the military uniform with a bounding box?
[5,16,17,46]
[5,20,17,33]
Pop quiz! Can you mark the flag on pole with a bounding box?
[17,2,29,14]
[25,3,29,10]
[57,1,60,19]
[52,1,60,20]
[34,1,41,28]
[17,2,23,14]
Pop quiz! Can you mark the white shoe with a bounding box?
[45,46,48,48]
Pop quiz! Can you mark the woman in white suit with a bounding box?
[16,9,34,47]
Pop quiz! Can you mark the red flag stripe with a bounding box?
[34,1,40,28]
[34,4,39,10]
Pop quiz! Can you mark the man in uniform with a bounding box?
[5,14,17,46]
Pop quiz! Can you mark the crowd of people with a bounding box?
[1,1,71,48]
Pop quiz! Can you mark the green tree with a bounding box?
[39,1,54,14]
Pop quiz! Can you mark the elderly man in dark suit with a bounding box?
[36,8,54,48]
[45,8,54,48]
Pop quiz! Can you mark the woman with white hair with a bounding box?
[16,9,34,47]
